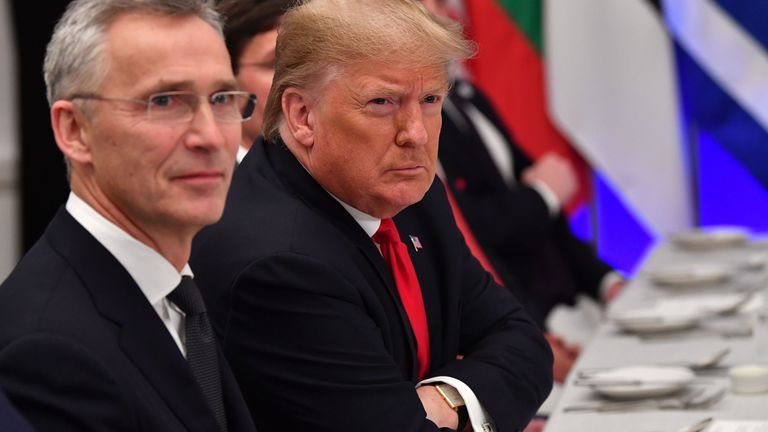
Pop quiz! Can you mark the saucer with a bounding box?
[583,366,695,399]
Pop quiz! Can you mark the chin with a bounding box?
[183,202,227,227]
[385,191,428,217]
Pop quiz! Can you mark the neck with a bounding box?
[70,179,195,272]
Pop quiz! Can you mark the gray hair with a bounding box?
[43,0,223,106]
[262,0,475,141]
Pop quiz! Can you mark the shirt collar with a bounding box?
[236,145,249,164]
[65,192,192,306]
[331,196,381,238]
[294,156,381,237]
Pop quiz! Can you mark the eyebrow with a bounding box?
[357,82,449,98]
[144,79,241,94]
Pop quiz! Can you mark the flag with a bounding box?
[664,0,768,228]
[409,235,423,252]
[462,0,592,213]
[545,0,693,237]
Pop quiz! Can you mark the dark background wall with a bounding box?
[11,0,71,250]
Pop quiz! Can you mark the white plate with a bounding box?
[654,293,753,316]
[585,366,695,399]
[645,264,734,288]
[670,227,749,251]
[611,308,702,334]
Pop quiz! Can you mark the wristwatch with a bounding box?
[434,383,469,431]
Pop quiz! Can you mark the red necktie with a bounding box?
[373,218,431,379]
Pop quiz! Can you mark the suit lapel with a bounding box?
[46,209,221,432]
[393,195,448,371]
[258,140,419,377]
[461,80,534,175]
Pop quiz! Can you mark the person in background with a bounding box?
[218,0,292,162]
[0,1,257,430]
[191,0,553,431]
[418,0,624,382]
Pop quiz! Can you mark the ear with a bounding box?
[50,100,93,165]
[281,87,315,148]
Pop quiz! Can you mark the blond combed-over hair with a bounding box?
[262,0,475,141]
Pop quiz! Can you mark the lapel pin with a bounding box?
[409,235,423,252]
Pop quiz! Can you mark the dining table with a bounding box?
[543,233,768,432]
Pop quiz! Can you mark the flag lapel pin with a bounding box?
[409,235,423,252]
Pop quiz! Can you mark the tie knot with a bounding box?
[167,276,207,315]
[372,218,400,244]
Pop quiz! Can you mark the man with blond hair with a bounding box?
[0,0,257,430]
[192,1,553,431]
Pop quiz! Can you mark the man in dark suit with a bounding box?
[191,1,552,431]
[419,0,623,393]
[216,0,292,162]
[0,1,258,431]
[438,80,623,329]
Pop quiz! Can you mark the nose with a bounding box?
[395,103,429,147]
[184,101,231,151]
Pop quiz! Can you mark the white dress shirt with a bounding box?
[65,192,191,356]
[236,145,249,164]
[335,199,495,432]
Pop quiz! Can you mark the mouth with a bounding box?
[172,170,226,186]
[389,165,427,176]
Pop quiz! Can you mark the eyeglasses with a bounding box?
[70,90,257,123]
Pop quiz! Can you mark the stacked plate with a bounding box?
[644,264,734,288]
[610,307,704,334]
[669,227,750,251]
[654,293,756,316]
[578,366,695,399]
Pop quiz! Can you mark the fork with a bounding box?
[562,388,705,412]
[562,387,726,412]
[644,416,713,432]
[676,417,714,432]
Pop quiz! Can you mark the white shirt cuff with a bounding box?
[530,180,561,217]
[418,376,496,432]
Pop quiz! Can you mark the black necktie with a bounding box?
[168,276,228,432]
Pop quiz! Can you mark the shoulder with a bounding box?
[0,235,85,337]
[0,333,135,431]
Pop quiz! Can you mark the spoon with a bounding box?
[717,293,754,316]
[688,348,730,370]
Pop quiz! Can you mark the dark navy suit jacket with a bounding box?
[192,138,553,432]
[0,209,256,432]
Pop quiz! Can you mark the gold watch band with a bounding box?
[434,383,466,411]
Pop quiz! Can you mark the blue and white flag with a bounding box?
[664,0,768,228]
